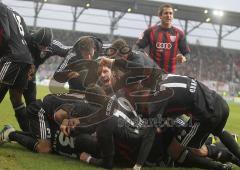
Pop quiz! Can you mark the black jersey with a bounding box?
[151,74,218,121]
[54,50,98,91]
[52,130,78,158]
[25,37,69,69]
[0,3,32,64]
[113,50,162,88]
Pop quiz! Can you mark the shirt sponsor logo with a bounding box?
[156,42,172,50]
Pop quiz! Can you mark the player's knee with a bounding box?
[36,139,52,153]
[190,145,208,157]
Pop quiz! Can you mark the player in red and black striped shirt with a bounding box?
[136,4,190,73]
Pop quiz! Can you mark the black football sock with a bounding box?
[9,131,38,152]
[176,149,226,170]
[14,103,29,131]
[218,130,240,159]
[207,144,240,166]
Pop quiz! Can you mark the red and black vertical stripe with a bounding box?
[153,26,163,68]
[0,27,4,47]
[171,28,180,73]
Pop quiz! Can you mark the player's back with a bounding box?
[0,3,32,64]
[156,74,197,117]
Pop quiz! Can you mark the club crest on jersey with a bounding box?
[170,35,176,42]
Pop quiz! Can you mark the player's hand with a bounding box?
[68,118,80,129]
[67,71,80,79]
[60,118,80,136]
[28,64,36,80]
[60,119,71,136]
[99,56,114,67]
[80,152,91,163]
[176,54,186,63]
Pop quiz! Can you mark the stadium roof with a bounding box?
[21,0,240,27]
[19,0,240,48]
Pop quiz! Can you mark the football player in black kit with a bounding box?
[24,27,70,106]
[0,2,33,131]
[53,36,103,93]
[0,93,100,158]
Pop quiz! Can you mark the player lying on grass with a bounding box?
[0,92,101,159]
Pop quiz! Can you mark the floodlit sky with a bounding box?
[151,0,240,12]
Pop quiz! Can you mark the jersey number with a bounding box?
[12,13,27,45]
[58,132,74,148]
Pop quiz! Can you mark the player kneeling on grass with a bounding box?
[134,74,240,169]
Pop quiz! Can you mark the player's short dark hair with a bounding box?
[73,36,95,56]
[158,3,173,16]
[111,38,128,50]
[32,27,53,46]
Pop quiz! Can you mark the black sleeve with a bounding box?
[178,32,190,57]
[73,96,116,128]
[53,52,77,83]
[54,55,98,83]
[40,40,70,63]
[48,40,70,57]
[76,106,112,128]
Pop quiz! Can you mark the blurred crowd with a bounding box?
[177,45,240,83]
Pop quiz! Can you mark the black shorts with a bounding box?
[175,98,229,149]
[210,94,229,136]
[175,120,210,149]
[0,57,29,88]
[27,99,51,140]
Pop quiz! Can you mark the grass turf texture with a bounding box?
[0,86,240,170]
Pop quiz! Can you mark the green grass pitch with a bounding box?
[0,86,240,170]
